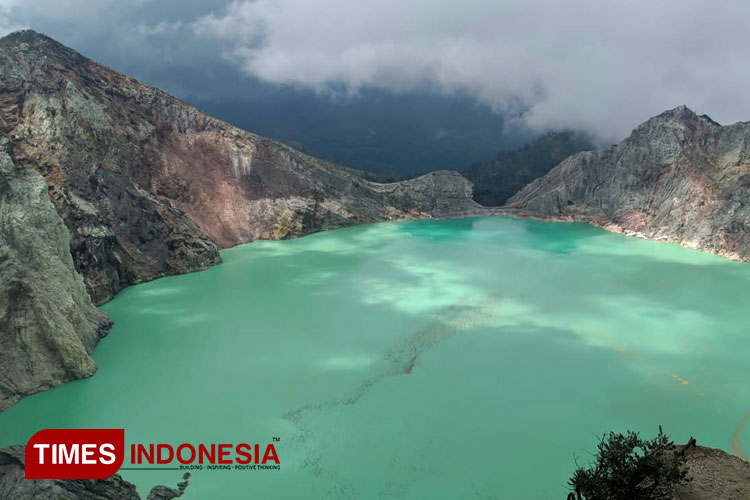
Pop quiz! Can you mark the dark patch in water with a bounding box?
[284,293,502,492]
[403,355,418,374]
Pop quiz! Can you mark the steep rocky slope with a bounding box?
[0,30,480,410]
[0,138,110,411]
[508,106,750,261]
[0,31,220,305]
[0,30,480,305]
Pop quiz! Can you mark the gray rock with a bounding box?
[0,139,110,411]
[508,105,750,261]
[677,444,750,500]
[144,484,184,500]
[0,29,482,410]
[0,30,480,304]
[0,445,139,500]
[0,446,190,500]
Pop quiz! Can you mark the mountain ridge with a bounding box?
[0,29,481,409]
[464,130,593,206]
[507,105,750,261]
[0,29,482,303]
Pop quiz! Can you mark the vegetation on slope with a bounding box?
[464,130,593,206]
[567,428,689,500]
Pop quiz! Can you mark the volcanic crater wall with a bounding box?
[0,30,481,410]
[508,105,750,261]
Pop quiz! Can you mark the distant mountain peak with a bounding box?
[1,29,66,50]
[667,104,695,115]
[508,104,750,261]
[0,29,88,72]
[620,105,722,147]
[1,28,46,40]
[645,105,696,124]
[646,105,720,127]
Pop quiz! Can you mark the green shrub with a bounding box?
[567,427,688,500]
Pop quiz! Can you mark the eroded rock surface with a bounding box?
[677,445,750,500]
[508,105,750,261]
[0,139,110,411]
[0,30,481,409]
[0,30,480,304]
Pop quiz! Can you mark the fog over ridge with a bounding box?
[190,0,750,140]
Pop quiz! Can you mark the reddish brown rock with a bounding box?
[0,30,481,410]
[0,30,480,304]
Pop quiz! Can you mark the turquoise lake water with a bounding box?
[1,216,749,499]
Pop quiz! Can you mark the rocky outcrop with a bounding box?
[0,139,110,411]
[0,29,481,410]
[0,31,222,304]
[508,106,750,261]
[0,446,188,500]
[373,170,480,217]
[677,445,750,499]
[0,30,480,305]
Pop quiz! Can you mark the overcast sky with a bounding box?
[1,0,749,141]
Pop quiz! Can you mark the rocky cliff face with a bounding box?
[0,30,480,304]
[0,31,223,304]
[0,30,480,410]
[508,106,750,261]
[0,139,110,411]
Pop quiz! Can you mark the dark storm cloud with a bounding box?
[2,0,749,141]
[0,0,236,99]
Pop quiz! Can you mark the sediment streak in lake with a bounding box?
[1,216,749,499]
